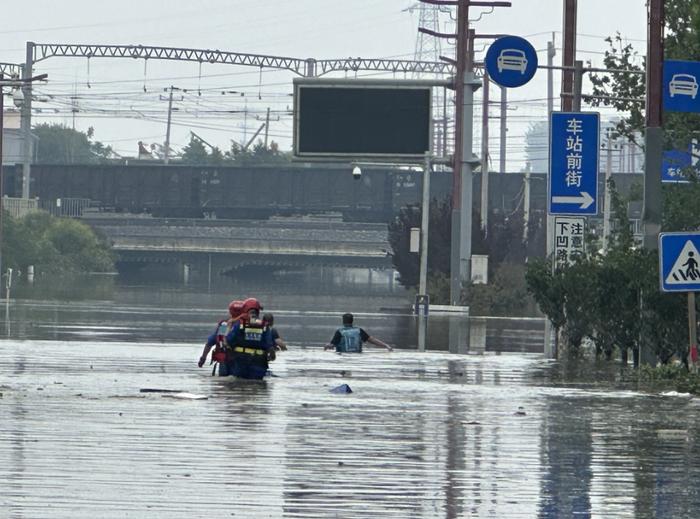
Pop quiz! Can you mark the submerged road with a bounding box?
[2,339,700,518]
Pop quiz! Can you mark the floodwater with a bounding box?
[2,275,700,518]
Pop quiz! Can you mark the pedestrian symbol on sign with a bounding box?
[665,240,700,284]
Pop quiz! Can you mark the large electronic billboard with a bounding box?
[293,79,432,160]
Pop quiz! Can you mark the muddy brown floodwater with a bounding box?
[3,337,700,518]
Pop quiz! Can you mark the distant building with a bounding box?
[2,109,37,165]
[524,118,643,175]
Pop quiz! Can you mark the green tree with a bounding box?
[588,0,700,152]
[526,180,697,363]
[2,210,114,275]
[227,140,291,164]
[34,124,114,164]
[181,135,226,165]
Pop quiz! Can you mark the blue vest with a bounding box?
[226,320,271,363]
[336,326,362,353]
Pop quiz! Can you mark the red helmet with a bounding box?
[241,297,263,314]
[228,300,244,317]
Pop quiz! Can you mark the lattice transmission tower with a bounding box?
[412,3,451,157]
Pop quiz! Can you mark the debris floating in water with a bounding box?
[162,392,209,400]
[330,384,353,394]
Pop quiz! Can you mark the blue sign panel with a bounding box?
[664,60,700,113]
[484,36,538,88]
[659,232,700,292]
[662,149,692,183]
[548,112,600,215]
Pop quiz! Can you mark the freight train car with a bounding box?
[7,162,453,222]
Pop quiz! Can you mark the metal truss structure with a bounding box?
[0,62,22,77]
[30,43,454,78]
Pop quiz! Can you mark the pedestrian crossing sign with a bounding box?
[659,232,700,292]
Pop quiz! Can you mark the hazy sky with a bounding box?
[1,0,648,167]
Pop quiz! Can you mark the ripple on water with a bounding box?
[2,341,700,518]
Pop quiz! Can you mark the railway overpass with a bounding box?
[82,215,394,277]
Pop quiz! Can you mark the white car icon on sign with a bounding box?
[669,73,699,99]
[497,49,528,74]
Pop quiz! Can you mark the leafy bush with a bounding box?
[2,211,115,276]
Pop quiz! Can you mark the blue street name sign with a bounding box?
[659,232,700,292]
[484,36,538,88]
[662,149,692,183]
[548,112,600,216]
[664,60,700,113]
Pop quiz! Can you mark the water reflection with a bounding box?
[2,273,544,354]
[4,274,700,517]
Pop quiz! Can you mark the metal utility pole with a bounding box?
[416,0,510,305]
[643,0,664,250]
[451,5,485,305]
[602,137,613,253]
[419,153,432,298]
[560,0,577,111]
[0,71,48,282]
[21,43,34,199]
[523,162,531,243]
[572,60,584,111]
[163,85,181,164]
[0,74,5,278]
[450,0,471,305]
[544,35,556,359]
[499,86,507,174]
[640,0,665,367]
[480,71,490,233]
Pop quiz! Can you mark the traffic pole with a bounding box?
[689,292,698,372]
[480,70,490,234]
[640,0,664,366]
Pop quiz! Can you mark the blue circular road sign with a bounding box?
[484,36,538,88]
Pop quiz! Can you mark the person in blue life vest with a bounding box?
[224,298,276,379]
[324,313,393,353]
[198,300,244,375]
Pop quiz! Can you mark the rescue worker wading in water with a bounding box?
[223,298,276,380]
[198,299,244,375]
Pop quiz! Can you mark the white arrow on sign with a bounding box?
[552,191,594,209]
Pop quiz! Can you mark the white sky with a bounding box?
[1,0,647,168]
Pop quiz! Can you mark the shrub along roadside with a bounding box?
[2,211,115,277]
[526,180,697,366]
[636,365,700,395]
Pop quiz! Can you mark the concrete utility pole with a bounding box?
[418,0,511,307]
[480,71,490,234]
[264,107,270,148]
[21,43,34,199]
[560,0,577,111]
[450,0,472,305]
[163,85,182,164]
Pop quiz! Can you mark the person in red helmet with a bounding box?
[224,297,276,379]
[198,300,242,373]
